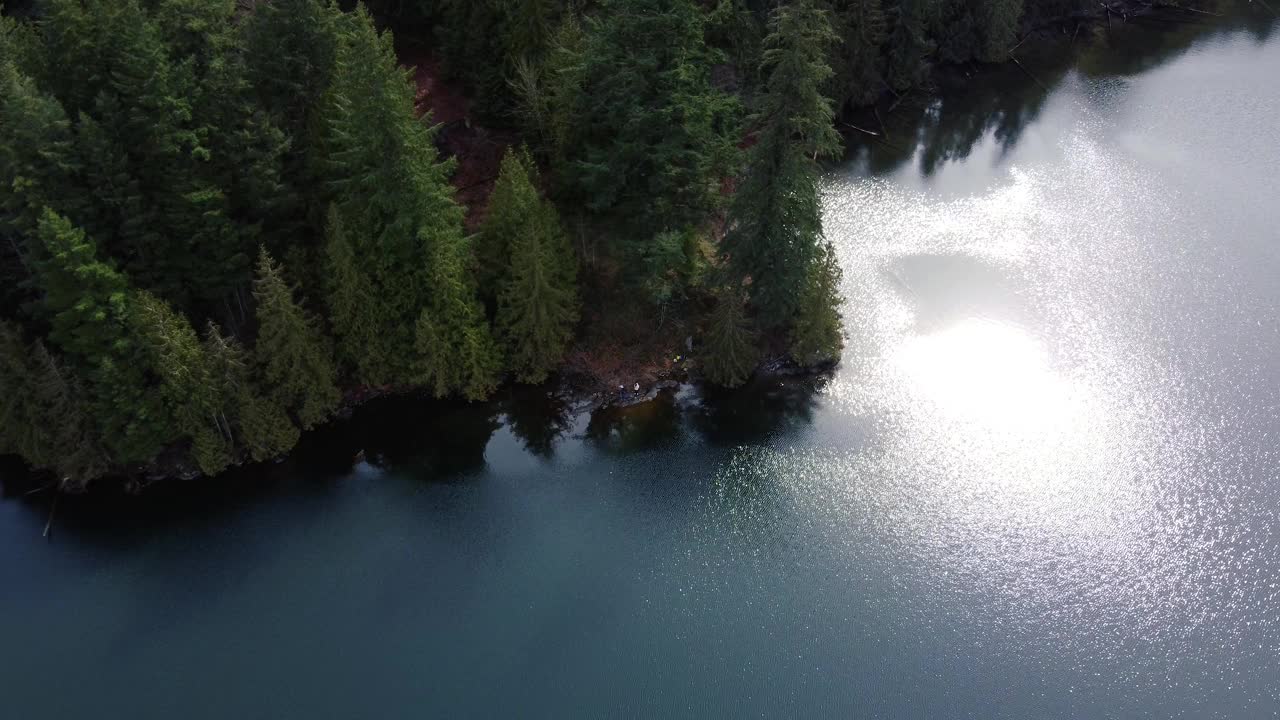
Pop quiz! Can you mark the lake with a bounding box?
[2,8,1278,718]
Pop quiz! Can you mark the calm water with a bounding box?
[3,11,1279,718]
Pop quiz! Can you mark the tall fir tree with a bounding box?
[202,322,299,462]
[830,0,888,109]
[0,56,81,242]
[414,237,502,401]
[789,241,844,366]
[319,6,494,394]
[251,248,340,430]
[436,0,563,121]
[322,204,382,384]
[241,0,342,256]
[243,0,340,140]
[723,0,841,328]
[701,289,758,387]
[40,0,241,313]
[482,149,579,384]
[130,290,233,475]
[563,0,739,236]
[0,53,82,315]
[31,209,175,464]
[0,322,109,489]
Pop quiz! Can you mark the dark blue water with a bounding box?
[3,10,1279,718]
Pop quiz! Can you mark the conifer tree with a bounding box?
[319,6,491,392]
[0,58,80,242]
[0,322,58,471]
[168,0,291,307]
[484,149,579,384]
[723,0,841,328]
[0,10,43,80]
[0,55,82,314]
[414,238,502,401]
[702,289,758,388]
[27,339,110,488]
[251,248,340,430]
[241,0,341,253]
[242,0,340,140]
[130,291,233,475]
[831,0,888,109]
[975,0,1022,62]
[434,0,564,120]
[0,321,37,458]
[203,323,299,462]
[0,322,109,489]
[40,0,225,311]
[32,209,175,464]
[563,0,739,236]
[323,204,383,384]
[789,242,844,366]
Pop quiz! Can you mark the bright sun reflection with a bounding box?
[893,318,1084,432]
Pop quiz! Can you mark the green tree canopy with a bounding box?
[483,148,580,384]
[723,0,841,328]
[251,248,340,430]
[32,209,175,464]
[561,0,740,236]
[701,289,757,387]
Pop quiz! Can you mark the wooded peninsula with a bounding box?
[0,0,1172,489]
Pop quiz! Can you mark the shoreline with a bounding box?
[0,0,1231,494]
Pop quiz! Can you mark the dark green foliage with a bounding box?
[38,0,256,312]
[723,0,841,328]
[322,204,381,384]
[509,14,585,162]
[789,242,844,366]
[130,291,233,475]
[243,0,339,137]
[205,324,299,461]
[0,54,81,313]
[414,238,502,401]
[32,210,175,464]
[436,0,564,121]
[881,0,934,92]
[242,0,340,249]
[251,249,340,430]
[639,229,706,312]
[830,0,888,109]
[561,0,739,235]
[484,149,579,384]
[1,0,878,485]
[0,321,108,489]
[706,0,766,89]
[318,6,491,389]
[933,0,1021,64]
[203,324,299,462]
[701,289,757,388]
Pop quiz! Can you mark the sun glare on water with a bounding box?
[892,317,1087,434]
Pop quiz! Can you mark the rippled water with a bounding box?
[2,10,1278,719]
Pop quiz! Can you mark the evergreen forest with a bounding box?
[1,0,1088,487]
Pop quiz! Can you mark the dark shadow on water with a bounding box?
[845,3,1276,179]
[584,388,683,454]
[499,384,575,458]
[689,372,828,447]
[0,393,502,540]
[339,393,500,479]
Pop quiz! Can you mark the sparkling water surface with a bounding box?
[1,11,1277,719]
